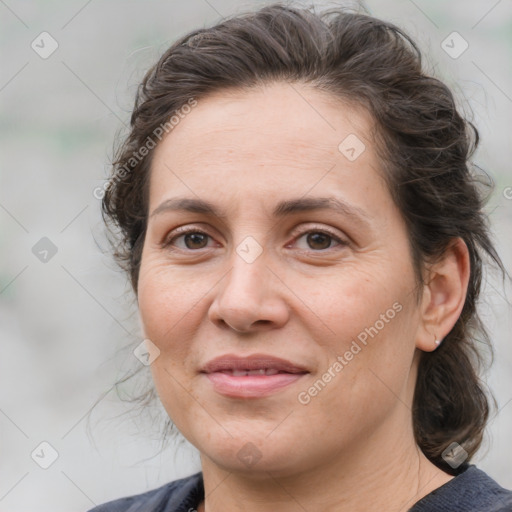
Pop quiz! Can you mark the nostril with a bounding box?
[254,320,271,326]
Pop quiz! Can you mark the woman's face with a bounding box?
[138,82,425,476]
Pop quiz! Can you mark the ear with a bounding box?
[416,238,470,352]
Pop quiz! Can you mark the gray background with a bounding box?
[1,0,511,510]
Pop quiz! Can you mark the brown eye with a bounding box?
[306,232,332,250]
[293,230,347,251]
[163,229,214,251]
[182,232,209,249]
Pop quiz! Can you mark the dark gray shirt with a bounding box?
[88,464,512,511]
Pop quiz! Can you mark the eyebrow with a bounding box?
[150,196,372,228]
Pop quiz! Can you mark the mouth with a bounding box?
[200,354,309,398]
[215,368,294,376]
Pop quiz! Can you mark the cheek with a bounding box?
[138,268,207,433]
[306,264,419,399]
[137,263,207,353]
[305,262,413,343]
[149,362,198,425]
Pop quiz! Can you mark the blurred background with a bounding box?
[1,0,511,510]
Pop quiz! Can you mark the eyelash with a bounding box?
[162,225,348,253]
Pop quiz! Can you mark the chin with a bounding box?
[196,431,308,477]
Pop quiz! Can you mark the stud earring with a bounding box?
[434,335,443,348]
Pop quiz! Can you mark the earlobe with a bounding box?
[415,238,470,353]
[417,329,444,353]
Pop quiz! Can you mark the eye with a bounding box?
[291,229,347,251]
[163,227,216,251]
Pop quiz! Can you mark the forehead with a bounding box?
[154,82,374,161]
[148,82,386,210]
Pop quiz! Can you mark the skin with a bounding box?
[137,82,470,512]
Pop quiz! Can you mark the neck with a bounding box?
[198,414,453,512]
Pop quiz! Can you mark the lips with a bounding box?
[201,354,309,398]
[201,354,309,374]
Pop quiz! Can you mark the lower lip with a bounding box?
[204,372,307,398]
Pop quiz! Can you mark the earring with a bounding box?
[434,335,443,348]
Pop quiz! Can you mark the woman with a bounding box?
[90,3,512,511]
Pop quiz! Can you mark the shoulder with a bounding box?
[86,472,203,512]
[410,465,512,512]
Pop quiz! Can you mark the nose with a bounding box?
[208,251,290,333]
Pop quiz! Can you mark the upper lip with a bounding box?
[201,354,309,374]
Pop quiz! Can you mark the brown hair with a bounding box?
[101,2,505,473]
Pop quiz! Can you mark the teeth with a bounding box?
[247,369,266,376]
[222,368,283,376]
